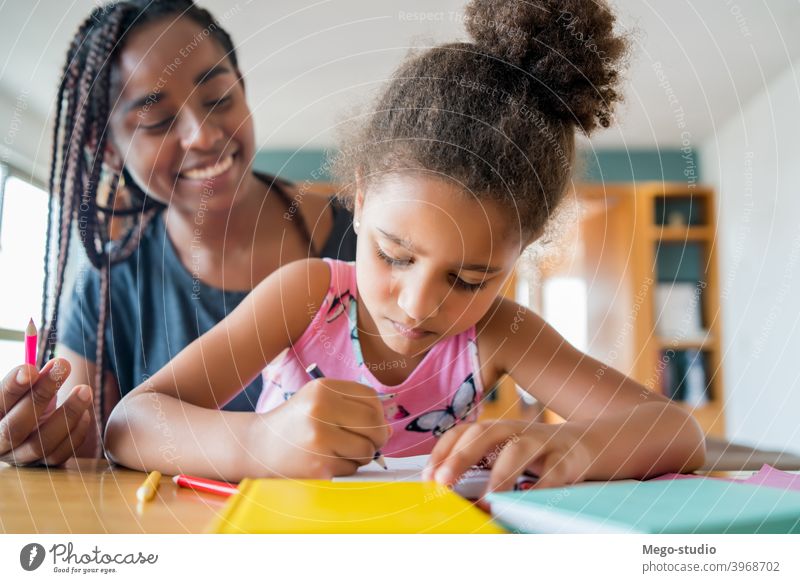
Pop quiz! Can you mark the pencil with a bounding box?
[136,471,162,502]
[24,318,37,367]
[305,363,389,470]
[173,474,238,497]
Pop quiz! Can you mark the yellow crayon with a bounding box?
[136,471,162,502]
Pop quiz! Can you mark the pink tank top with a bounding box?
[256,259,484,457]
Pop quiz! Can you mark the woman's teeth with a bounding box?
[181,154,233,180]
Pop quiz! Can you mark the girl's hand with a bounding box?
[425,420,593,493]
[254,378,390,479]
[0,359,93,466]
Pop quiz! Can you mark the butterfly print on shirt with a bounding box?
[326,290,353,323]
[405,373,477,437]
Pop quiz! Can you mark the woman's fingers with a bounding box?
[0,359,73,454]
[0,364,40,419]
[0,384,92,465]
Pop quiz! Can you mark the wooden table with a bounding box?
[0,459,223,533]
[3,440,800,533]
[701,436,800,472]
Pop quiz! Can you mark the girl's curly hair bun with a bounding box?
[465,0,628,133]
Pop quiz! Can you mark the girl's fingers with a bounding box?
[4,386,91,465]
[332,402,390,451]
[43,411,91,466]
[302,380,387,447]
[533,450,572,490]
[487,437,542,493]
[432,423,516,486]
[308,379,385,418]
[327,457,361,478]
[333,428,381,467]
[424,423,473,478]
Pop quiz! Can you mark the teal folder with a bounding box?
[486,478,800,534]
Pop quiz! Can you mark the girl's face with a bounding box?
[108,15,255,215]
[354,173,525,359]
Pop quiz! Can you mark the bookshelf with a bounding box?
[576,182,725,437]
[301,181,725,435]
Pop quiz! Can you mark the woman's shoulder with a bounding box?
[276,179,356,261]
[254,173,356,260]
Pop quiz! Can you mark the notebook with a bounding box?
[208,479,506,534]
[486,478,800,534]
[333,454,536,499]
[652,464,800,492]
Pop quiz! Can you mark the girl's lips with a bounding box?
[389,319,433,340]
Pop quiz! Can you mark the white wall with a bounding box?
[700,59,800,454]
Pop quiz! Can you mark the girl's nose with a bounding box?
[397,274,442,322]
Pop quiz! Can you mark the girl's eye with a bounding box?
[377,245,487,292]
[376,246,411,266]
[452,276,487,293]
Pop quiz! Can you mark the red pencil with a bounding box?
[172,474,238,497]
[24,318,37,367]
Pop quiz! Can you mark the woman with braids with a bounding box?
[1,0,357,462]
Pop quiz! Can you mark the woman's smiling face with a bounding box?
[108,15,255,215]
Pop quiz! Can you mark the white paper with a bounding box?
[333,455,536,499]
[333,455,431,483]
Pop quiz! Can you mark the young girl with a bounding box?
[106,0,705,490]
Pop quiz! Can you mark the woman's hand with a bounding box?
[0,359,93,466]
[424,420,593,493]
[252,378,391,479]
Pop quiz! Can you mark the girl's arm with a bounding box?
[104,258,330,480]
[428,298,705,490]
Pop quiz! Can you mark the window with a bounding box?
[0,168,49,373]
[542,276,588,352]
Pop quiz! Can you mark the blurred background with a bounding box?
[2,1,800,456]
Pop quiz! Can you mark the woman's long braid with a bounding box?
[42,0,238,456]
[82,12,125,451]
[41,4,159,456]
[40,20,95,363]
[43,10,114,361]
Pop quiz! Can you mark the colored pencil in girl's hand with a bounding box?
[305,363,389,470]
[24,318,37,367]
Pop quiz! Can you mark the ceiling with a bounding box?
[2,0,800,153]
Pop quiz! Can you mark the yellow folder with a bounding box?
[207,479,505,534]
